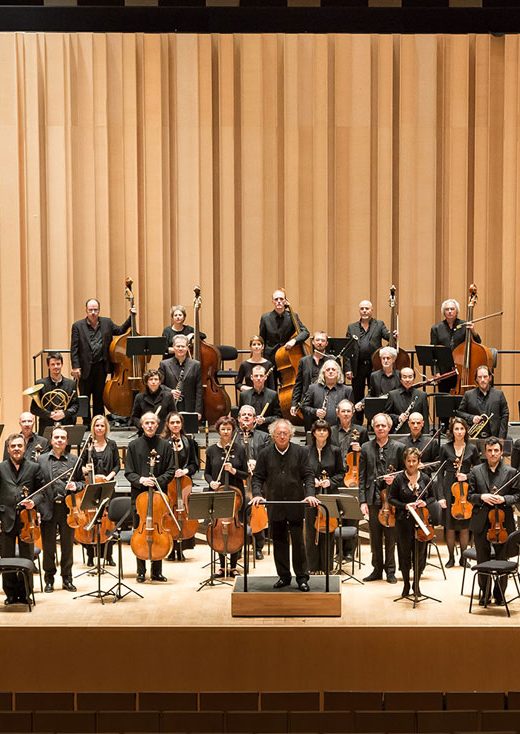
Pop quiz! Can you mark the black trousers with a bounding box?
[136,558,163,577]
[367,505,396,576]
[271,518,309,584]
[396,518,428,581]
[41,503,75,582]
[474,530,509,599]
[0,529,34,599]
[80,361,107,420]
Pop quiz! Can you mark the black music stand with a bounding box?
[126,336,167,360]
[320,494,364,584]
[434,394,463,428]
[74,481,117,604]
[364,397,388,425]
[393,506,441,609]
[43,424,87,451]
[180,412,199,435]
[415,344,454,377]
[327,338,350,370]
[189,491,237,591]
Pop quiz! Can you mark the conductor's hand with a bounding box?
[303,496,320,507]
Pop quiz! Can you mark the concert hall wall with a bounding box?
[1,32,519,428]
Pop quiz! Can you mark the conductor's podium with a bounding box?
[231,575,341,617]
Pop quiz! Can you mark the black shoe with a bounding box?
[363,572,383,582]
[136,574,145,583]
[298,582,310,592]
[495,598,505,606]
[86,559,94,568]
[62,580,77,592]
[151,574,167,582]
[401,584,410,597]
[459,557,467,567]
[44,582,54,593]
[106,559,116,567]
[445,558,455,568]
[166,553,176,561]
[255,550,264,561]
[386,574,398,584]
[4,597,16,606]
[479,595,491,606]
[273,578,291,589]
[177,549,186,562]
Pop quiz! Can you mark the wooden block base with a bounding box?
[231,575,342,617]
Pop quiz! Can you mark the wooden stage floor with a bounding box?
[2,537,520,694]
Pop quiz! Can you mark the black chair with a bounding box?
[15,544,43,593]
[469,529,520,617]
[216,345,239,404]
[461,544,495,595]
[0,558,36,610]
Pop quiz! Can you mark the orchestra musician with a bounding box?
[251,419,318,592]
[330,399,369,456]
[359,413,404,583]
[430,298,481,393]
[131,368,176,434]
[436,417,480,568]
[468,437,520,605]
[30,352,79,434]
[38,426,85,593]
[402,413,440,466]
[290,331,330,418]
[302,360,353,430]
[368,346,401,398]
[70,297,134,420]
[235,405,271,560]
[161,304,205,359]
[238,364,282,433]
[258,289,309,366]
[3,412,47,461]
[456,364,509,439]
[385,367,430,434]
[304,420,344,574]
[389,447,436,598]
[161,411,199,561]
[124,412,175,583]
[81,415,119,568]
[0,433,44,605]
[204,416,248,578]
[235,336,276,393]
[159,334,203,421]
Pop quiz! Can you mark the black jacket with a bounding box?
[0,458,44,534]
[30,375,79,433]
[158,357,203,416]
[131,386,176,433]
[252,442,314,522]
[385,387,430,433]
[344,319,390,376]
[468,461,520,534]
[70,315,131,379]
[238,388,282,432]
[456,387,509,439]
[359,439,404,506]
[258,309,309,362]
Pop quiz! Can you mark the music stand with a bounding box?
[180,412,199,435]
[189,491,237,591]
[364,397,388,424]
[336,494,365,583]
[126,336,167,359]
[393,506,441,609]
[434,394,463,427]
[43,424,87,451]
[74,481,117,604]
[415,345,454,376]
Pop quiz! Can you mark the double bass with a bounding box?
[372,285,410,371]
[192,286,231,426]
[275,295,310,426]
[103,277,147,417]
[452,284,496,395]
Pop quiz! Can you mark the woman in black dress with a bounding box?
[437,417,480,567]
[304,419,344,573]
[236,336,275,393]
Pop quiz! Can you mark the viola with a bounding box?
[487,507,508,544]
[343,429,360,488]
[130,450,173,562]
[275,294,310,427]
[450,480,472,521]
[65,489,88,530]
[372,285,410,371]
[414,506,435,542]
[164,439,199,542]
[19,486,41,545]
[378,464,397,528]
[206,436,244,556]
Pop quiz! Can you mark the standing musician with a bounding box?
[290,331,330,418]
[124,412,175,583]
[302,360,353,430]
[437,417,480,568]
[159,334,203,421]
[0,434,44,605]
[330,399,369,456]
[389,447,436,598]
[456,364,509,439]
[3,412,48,460]
[385,367,430,434]
[368,346,401,398]
[468,437,520,605]
[161,412,199,562]
[204,416,248,578]
[238,364,282,433]
[30,352,79,434]
[258,289,309,366]
[304,420,344,574]
[38,426,85,593]
[82,415,119,568]
[345,300,395,417]
[430,298,481,393]
[403,413,440,466]
[161,304,205,359]
[251,419,318,592]
[235,405,271,560]
[359,413,404,583]
[70,297,135,421]
[235,336,276,393]
[131,369,176,434]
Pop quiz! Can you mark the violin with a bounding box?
[275,292,310,426]
[450,456,472,521]
[343,429,360,488]
[65,488,88,530]
[19,485,41,545]
[242,431,268,535]
[485,481,513,545]
[378,465,396,528]
[372,285,410,371]
[130,450,173,561]
[314,472,339,540]
[164,439,199,542]
[206,434,244,556]
[414,506,435,542]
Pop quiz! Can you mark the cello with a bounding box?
[164,439,199,545]
[130,450,173,562]
[372,285,410,371]
[452,284,496,395]
[103,277,147,417]
[206,432,244,558]
[192,286,231,426]
[275,295,310,426]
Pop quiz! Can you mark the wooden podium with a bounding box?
[231,576,341,617]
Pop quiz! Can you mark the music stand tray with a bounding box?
[434,394,463,422]
[180,412,199,435]
[364,397,388,423]
[126,336,167,358]
[43,424,87,448]
[415,345,454,375]
[189,491,236,590]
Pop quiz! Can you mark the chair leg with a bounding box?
[460,560,467,595]
[36,554,43,593]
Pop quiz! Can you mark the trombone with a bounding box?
[468,412,494,438]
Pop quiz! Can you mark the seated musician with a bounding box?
[131,368,176,434]
[430,298,481,393]
[456,364,509,439]
[238,365,281,433]
[468,437,520,606]
[30,352,79,434]
[258,289,309,367]
[302,360,353,430]
[385,367,430,434]
[3,412,47,461]
[38,426,85,593]
[389,447,436,598]
[125,412,175,583]
[0,434,44,605]
[159,334,203,421]
[368,346,401,398]
[290,331,329,418]
[235,336,276,393]
[161,304,205,359]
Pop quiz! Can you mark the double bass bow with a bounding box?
[372,285,410,371]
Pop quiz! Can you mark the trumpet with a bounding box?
[468,412,494,438]
[23,383,74,413]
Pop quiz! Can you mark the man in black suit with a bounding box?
[3,412,47,461]
[345,300,394,413]
[456,364,509,439]
[468,438,520,605]
[386,367,430,434]
[290,330,329,418]
[430,298,481,393]
[302,360,353,430]
[368,346,400,398]
[402,412,439,465]
[238,365,282,433]
[70,298,134,420]
[330,399,369,457]
[258,289,309,365]
[30,352,79,434]
[158,334,203,419]
[251,419,318,591]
